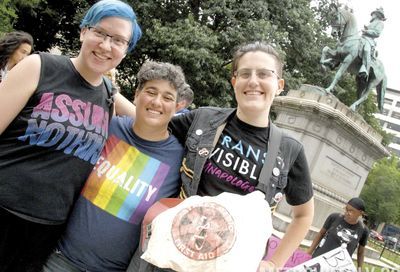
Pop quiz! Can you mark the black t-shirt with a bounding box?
[198,115,312,206]
[199,115,269,196]
[313,213,369,257]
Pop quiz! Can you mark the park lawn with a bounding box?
[368,239,400,265]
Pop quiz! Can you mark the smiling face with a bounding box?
[231,51,284,126]
[78,16,132,80]
[133,79,178,140]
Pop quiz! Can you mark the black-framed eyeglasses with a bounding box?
[234,68,280,80]
[87,26,130,50]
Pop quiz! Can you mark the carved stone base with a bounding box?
[271,84,389,229]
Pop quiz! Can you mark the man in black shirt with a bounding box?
[307,197,369,270]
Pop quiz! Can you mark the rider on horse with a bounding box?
[359,7,386,80]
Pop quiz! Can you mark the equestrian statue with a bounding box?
[320,5,387,112]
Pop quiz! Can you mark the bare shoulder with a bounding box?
[7,54,41,94]
[0,54,41,134]
[18,54,41,72]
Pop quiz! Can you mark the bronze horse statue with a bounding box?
[320,6,386,112]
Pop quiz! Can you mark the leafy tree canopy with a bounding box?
[361,156,400,226]
[0,0,41,34]
[12,0,333,104]
[9,0,390,143]
[126,0,334,105]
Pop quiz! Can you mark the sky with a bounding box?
[340,0,400,90]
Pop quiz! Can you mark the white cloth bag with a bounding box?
[141,191,272,272]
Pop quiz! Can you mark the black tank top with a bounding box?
[0,52,110,224]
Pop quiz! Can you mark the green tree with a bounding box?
[8,0,341,106]
[13,0,87,52]
[361,156,400,226]
[10,0,387,139]
[0,0,16,33]
[119,0,333,105]
[0,0,42,34]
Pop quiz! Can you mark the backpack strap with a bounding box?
[323,214,343,239]
[103,76,115,117]
[256,122,283,202]
[212,123,227,148]
[179,122,227,199]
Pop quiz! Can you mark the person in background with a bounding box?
[307,197,369,270]
[104,68,120,116]
[43,61,186,272]
[104,67,120,92]
[124,41,314,272]
[0,0,141,271]
[175,83,194,115]
[0,31,33,82]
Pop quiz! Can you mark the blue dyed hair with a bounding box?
[80,0,142,53]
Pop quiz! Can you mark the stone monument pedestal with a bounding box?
[271,85,389,233]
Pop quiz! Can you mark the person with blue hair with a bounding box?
[0,0,141,271]
[79,0,141,53]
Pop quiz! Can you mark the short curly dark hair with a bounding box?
[136,61,186,100]
[177,83,194,104]
[0,31,34,70]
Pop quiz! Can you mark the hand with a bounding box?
[257,260,277,272]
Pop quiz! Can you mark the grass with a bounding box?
[368,239,400,265]
[359,262,398,272]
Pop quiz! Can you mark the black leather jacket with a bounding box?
[169,106,312,207]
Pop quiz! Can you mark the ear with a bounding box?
[175,100,185,112]
[175,102,181,112]
[134,89,140,99]
[276,78,285,96]
[80,28,88,42]
[231,76,236,89]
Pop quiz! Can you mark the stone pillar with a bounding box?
[271,85,389,232]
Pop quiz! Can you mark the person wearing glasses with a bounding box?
[127,41,314,272]
[0,0,141,271]
[307,197,369,270]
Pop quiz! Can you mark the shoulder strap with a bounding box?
[103,76,115,117]
[256,123,283,195]
[212,123,226,148]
